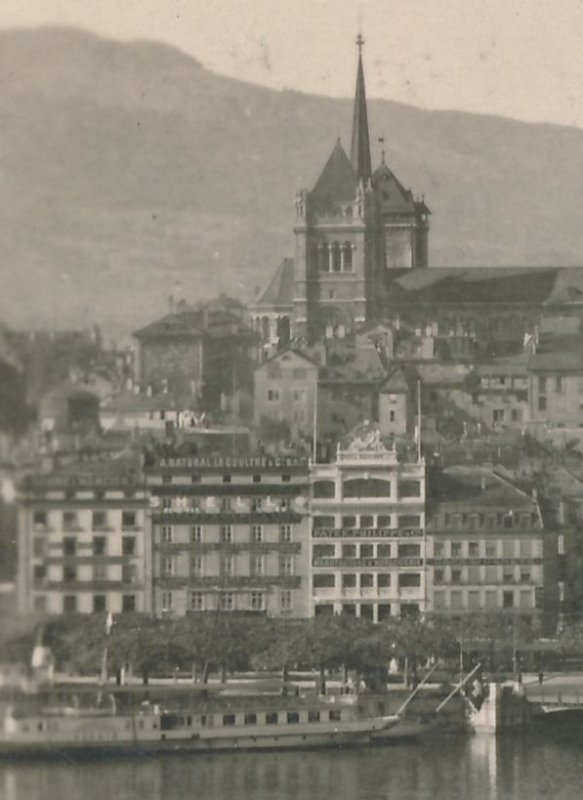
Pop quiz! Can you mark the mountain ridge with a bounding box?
[1,26,583,339]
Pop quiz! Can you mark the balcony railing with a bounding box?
[157,542,301,554]
[156,575,301,589]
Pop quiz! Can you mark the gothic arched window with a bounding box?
[319,245,329,272]
[332,242,342,272]
[343,242,353,271]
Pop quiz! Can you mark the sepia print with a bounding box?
[1,1,583,798]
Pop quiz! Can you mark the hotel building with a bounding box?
[310,424,426,621]
[145,453,311,617]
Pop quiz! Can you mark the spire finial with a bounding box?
[356,32,365,54]
[379,136,386,165]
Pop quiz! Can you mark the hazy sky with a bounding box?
[2,0,583,128]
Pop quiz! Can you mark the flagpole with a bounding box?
[417,379,422,462]
[312,378,318,463]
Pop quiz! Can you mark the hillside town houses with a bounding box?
[10,37,583,638]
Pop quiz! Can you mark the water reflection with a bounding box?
[1,732,582,800]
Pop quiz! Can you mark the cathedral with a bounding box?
[250,37,583,359]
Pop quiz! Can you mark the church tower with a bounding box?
[293,35,381,342]
[290,35,430,343]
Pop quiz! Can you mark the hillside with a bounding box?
[1,26,583,338]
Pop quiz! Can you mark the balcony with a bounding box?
[39,580,144,591]
[152,511,302,525]
[156,575,301,590]
[157,541,301,555]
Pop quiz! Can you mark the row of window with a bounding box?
[40,594,138,614]
[161,473,294,485]
[218,708,341,726]
[432,539,540,558]
[161,590,293,613]
[161,524,293,544]
[266,389,307,404]
[433,565,537,585]
[313,572,422,589]
[165,553,294,578]
[432,588,533,611]
[313,514,421,530]
[313,479,422,499]
[33,535,137,559]
[159,497,295,513]
[431,512,539,531]
[313,543,421,559]
[33,510,139,530]
[311,241,355,273]
[35,564,140,584]
[538,376,574,395]
[314,602,420,621]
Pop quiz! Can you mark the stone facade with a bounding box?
[310,423,426,621]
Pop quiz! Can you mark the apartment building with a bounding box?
[145,452,311,617]
[17,457,150,615]
[426,467,547,624]
[310,423,426,621]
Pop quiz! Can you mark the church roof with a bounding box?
[250,258,295,309]
[373,162,419,215]
[309,140,358,211]
[388,267,583,306]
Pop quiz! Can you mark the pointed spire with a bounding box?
[350,34,372,186]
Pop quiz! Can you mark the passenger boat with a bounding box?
[0,685,399,757]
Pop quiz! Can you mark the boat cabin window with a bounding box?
[287,711,300,724]
[265,712,278,725]
[308,710,320,723]
[244,713,257,725]
[223,714,236,726]
[329,710,342,722]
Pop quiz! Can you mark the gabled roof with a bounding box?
[133,311,204,340]
[133,305,253,341]
[427,466,538,510]
[251,258,295,309]
[255,347,320,372]
[320,344,386,384]
[309,140,358,211]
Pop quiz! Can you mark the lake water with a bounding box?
[1,729,582,800]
